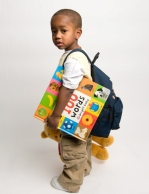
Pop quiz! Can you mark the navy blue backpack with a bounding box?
[64,49,123,138]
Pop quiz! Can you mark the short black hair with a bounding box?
[51,9,82,28]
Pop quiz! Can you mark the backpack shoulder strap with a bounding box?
[62,48,92,65]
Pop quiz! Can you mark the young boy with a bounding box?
[46,9,92,193]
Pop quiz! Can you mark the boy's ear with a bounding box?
[75,28,82,40]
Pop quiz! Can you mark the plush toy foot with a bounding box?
[41,131,48,138]
[92,143,109,160]
[92,135,114,147]
[41,124,61,143]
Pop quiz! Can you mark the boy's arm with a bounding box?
[46,86,74,129]
[46,57,84,129]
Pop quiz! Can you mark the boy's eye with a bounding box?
[51,30,56,34]
[62,30,67,33]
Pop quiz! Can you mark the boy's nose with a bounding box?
[55,31,61,39]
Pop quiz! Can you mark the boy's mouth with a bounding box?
[56,42,63,47]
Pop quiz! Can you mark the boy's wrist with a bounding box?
[52,112,61,118]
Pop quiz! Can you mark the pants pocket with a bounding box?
[62,144,86,160]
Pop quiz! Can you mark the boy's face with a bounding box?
[51,15,82,51]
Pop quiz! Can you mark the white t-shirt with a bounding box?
[62,50,91,89]
[63,58,85,89]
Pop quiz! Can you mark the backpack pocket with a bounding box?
[91,105,111,138]
[111,97,123,129]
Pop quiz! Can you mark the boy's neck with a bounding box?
[64,41,82,51]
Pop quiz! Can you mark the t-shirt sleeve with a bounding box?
[62,58,85,89]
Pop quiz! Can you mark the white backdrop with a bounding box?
[0,0,149,194]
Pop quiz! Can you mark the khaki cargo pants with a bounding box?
[58,132,92,193]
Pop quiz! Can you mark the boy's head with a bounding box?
[51,9,82,51]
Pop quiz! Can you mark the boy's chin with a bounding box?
[56,46,65,50]
[56,45,71,51]
[57,47,64,50]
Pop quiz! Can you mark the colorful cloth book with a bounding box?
[34,65,110,141]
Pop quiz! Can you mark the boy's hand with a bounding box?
[44,86,74,129]
[45,115,60,129]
